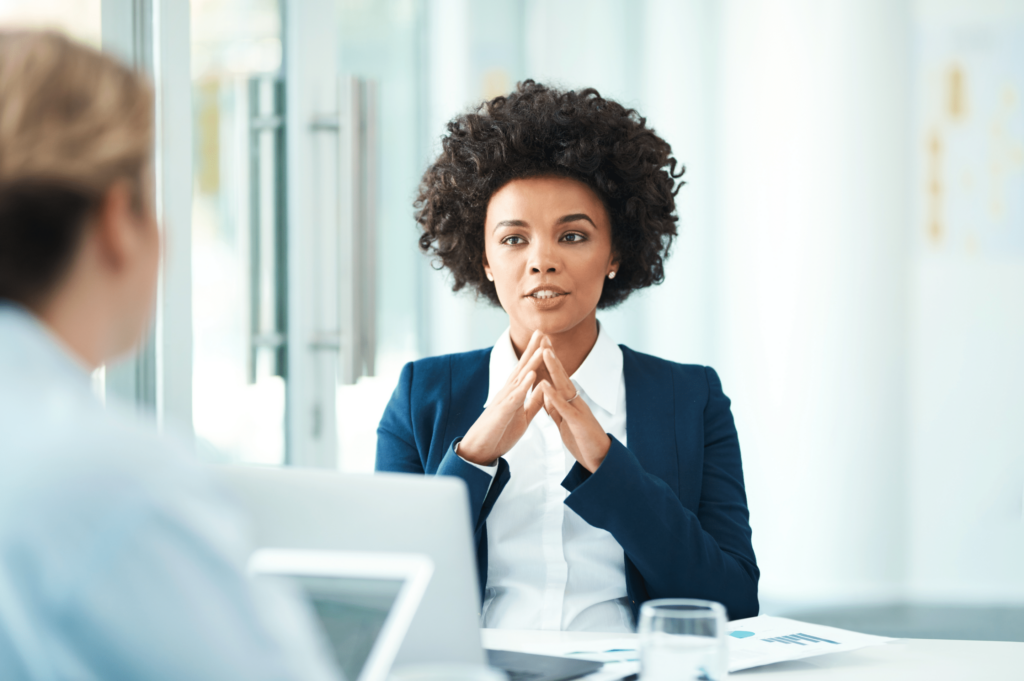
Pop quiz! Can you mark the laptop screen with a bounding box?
[293,575,406,681]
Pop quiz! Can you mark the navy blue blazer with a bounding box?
[375,345,759,622]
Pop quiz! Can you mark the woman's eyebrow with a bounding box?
[557,213,597,227]
[493,219,528,233]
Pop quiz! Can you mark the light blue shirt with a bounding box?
[0,304,341,681]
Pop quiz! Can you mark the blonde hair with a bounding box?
[0,30,153,306]
[0,30,153,193]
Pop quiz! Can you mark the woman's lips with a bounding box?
[525,290,570,309]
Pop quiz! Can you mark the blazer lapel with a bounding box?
[440,349,491,460]
[621,345,679,494]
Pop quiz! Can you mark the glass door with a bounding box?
[190,0,355,468]
[190,0,287,463]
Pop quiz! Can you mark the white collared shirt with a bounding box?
[466,324,633,632]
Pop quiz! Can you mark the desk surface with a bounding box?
[481,629,1024,680]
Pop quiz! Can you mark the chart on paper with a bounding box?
[762,633,839,645]
[726,616,895,672]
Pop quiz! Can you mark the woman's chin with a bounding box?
[516,307,592,337]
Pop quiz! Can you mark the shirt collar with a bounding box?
[484,328,520,409]
[570,322,623,416]
[0,301,93,387]
[484,322,623,415]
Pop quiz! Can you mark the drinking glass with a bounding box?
[638,599,728,681]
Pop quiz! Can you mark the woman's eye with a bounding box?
[562,233,586,243]
[502,236,525,245]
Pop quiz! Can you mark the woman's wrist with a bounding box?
[581,434,612,473]
[455,437,499,467]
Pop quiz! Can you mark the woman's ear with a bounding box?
[607,252,620,279]
[483,255,494,283]
[93,180,136,271]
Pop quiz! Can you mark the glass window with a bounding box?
[332,0,429,472]
[191,0,286,464]
[335,0,424,378]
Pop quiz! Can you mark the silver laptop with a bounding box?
[249,549,432,681]
[216,467,485,667]
[215,466,603,681]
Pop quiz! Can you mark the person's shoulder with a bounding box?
[619,345,711,377]
[388,349,492,412]
[34,408,193,492]
[406,347,492,370]
[400,347,492,383]
[619,345,725,395]
[2,372,202,498]
[0,387,218,561]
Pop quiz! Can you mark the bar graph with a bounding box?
[762,633,840,645]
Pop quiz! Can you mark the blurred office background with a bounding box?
[2,0,1022,639]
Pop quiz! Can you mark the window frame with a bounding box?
[101,0,194,437]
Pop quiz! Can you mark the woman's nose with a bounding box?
[527,239,559,274]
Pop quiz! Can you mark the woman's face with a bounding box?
[483,176,617,338]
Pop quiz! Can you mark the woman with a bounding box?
[0,31,337,680]
[376,81,757,631]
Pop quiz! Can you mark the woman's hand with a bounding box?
[457,330,548,466]
[536,348,612,473]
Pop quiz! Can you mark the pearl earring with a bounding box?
[608,271,616,280]
[486,273,494,282]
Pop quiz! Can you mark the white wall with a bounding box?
[715,0,912,608]
[907,0,1024,603]
[908,258,1024,602]
[637,0,719,366]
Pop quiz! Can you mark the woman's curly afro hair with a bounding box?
[415,80,684,309]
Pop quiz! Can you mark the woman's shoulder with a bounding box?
[619,345,717,377]
[402,347,491,374]
[396,347,492,395]
[619,345,727,396]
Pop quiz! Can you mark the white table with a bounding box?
[482,629,1024,680]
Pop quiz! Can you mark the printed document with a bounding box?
[510,616,894,676]
[725,615,895,671]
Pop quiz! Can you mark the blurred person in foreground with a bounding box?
[377,81,757,631]
[0,31,340,680]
